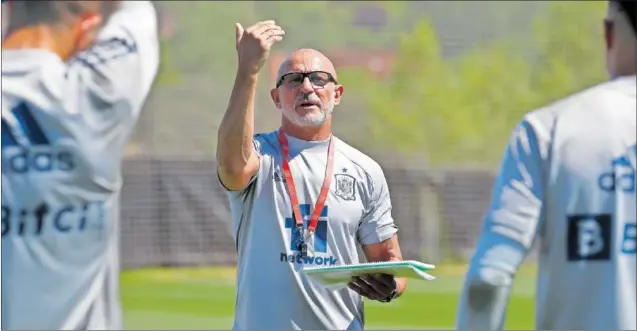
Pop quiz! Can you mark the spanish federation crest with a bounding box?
[334,174,356,201]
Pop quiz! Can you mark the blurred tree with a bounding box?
[156,1,406,84]
[252,1,352,50]
[156,1,258,81]
[139,1,263,156]
[141,1,606,159]
[530,1,607,103]
[145,1,416,156]
[407,1,547,58]
[364,20,451,158]
[449,41,537,163]
[341,1,607,167]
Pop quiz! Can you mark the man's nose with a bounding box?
[299,77,314,93]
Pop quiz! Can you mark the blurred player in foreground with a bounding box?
[217,20,408,330]
[2,1,159,329]
[457,0,636,330]
[1,0,7,39]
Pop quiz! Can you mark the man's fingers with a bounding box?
[360,275,392,296]
[265,29,285,43]
[265,28,286,37]
[349,278,369,297]
[264,27,285,36]
[373,274,396,288]
[245,21,274,34]
[351,277,380,300]
[246,20,276,34]
[235,23,244,44]
[255,27,284,49]
[252,24,283,39]
[267,35,284,44]
[348,282,364,296]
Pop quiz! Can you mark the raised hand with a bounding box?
[235,20,285,76]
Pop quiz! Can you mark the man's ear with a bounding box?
[333,85,344,106]
[270,88,282,109]
[73,12,102,52]
[604,19,614,51]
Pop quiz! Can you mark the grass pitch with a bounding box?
[121,264,536,329]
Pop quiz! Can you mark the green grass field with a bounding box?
[121,265,536,330]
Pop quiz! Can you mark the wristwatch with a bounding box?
[378,277,399,303]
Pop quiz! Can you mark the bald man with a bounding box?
[216,20,408,330]
[2,1,159,329]
[457,1,636,330]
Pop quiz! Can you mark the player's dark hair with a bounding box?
[8,1,58,26]
[612,0,637,35]
[7,1,114,30]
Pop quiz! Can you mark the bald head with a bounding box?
[270,48,344,129]
[276,48,338,83]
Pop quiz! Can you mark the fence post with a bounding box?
[420,181,441,264]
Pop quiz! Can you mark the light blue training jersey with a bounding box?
[458,76,636,330]
[222,130,398,330]
[1,2,159,329]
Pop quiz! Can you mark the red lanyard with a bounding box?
[278,130,335,235]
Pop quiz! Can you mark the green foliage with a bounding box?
[450,41,538,163]
[531,1,607,103]
[155,1,405,85]
[343,0,607,167]
[142,1,606,159]
[145,1,412,156]
[355,21,451,157]
[252,1,352,50]
[156,1,257,83]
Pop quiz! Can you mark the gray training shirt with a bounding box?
[222,130,398,330]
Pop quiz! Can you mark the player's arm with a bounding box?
[217,21,284,191]
[216,66,261,191]
[348,165,407,301]
[456,119,548,330]
[66,1,160,119]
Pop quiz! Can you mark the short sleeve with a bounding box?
[357,164,398,245]
[479,118,546,252]
[218,133,268,193]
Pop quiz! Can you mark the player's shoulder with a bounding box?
[1,49,63,73]
[530,78,633,118]
[334,136,385,180]
[100,1,158,33]
[523,78,635,140]
[1,50,66,109]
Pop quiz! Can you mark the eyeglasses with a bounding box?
[275,71,338,88]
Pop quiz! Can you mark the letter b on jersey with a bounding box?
[567,214,612,261]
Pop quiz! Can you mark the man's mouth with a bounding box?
[297,101,319,108]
